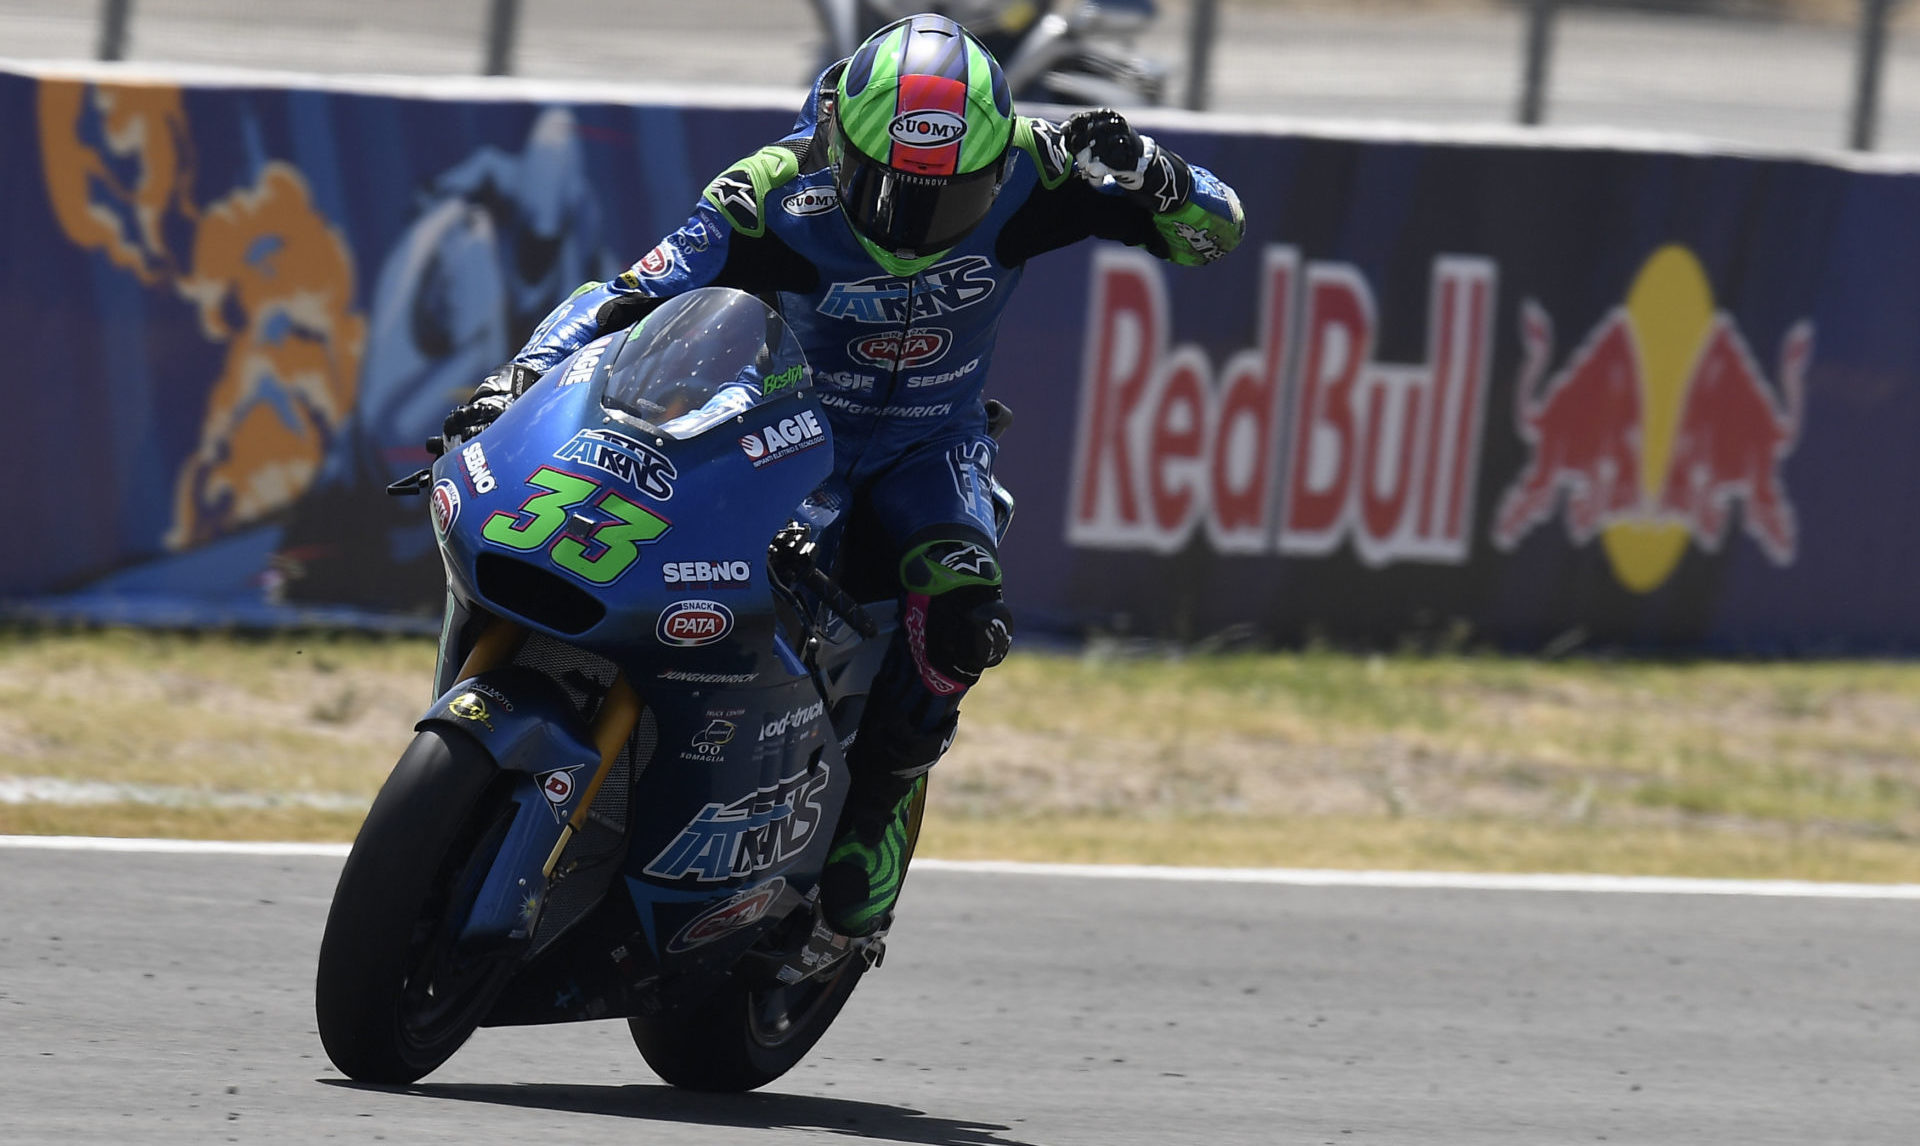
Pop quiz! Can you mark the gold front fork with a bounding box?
[455,617,528,681]
[543,672,643,879]
[452,617,645,882]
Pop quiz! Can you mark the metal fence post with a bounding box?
[1185,0,1220,112]
[484,0,521,77]
[1851,0,1893,151]
[1518,0,1558,126]
[98,0,132,61]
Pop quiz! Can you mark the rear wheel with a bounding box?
[628,955,867,1092]
[315,727,520,1083]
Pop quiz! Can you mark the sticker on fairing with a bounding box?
[553,428,678,500]
[535,765,586,822]
[666,878,788,952]
[657,599,734,646]
[738,410,825,468]
[431,479,461,534]
[644,769,830,881]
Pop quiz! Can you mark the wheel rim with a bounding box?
[745,958,855,1050]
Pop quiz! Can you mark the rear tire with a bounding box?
[628,956,867,1092]
[315,727,520,1083]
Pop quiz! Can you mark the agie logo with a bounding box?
[739,410,826,468]
[657,599,734,646]
[1492,244,1812,591]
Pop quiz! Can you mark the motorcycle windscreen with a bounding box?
[601,288,813,441]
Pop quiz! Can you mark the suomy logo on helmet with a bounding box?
[890,110,968,148]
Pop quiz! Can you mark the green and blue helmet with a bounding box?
[827,14,1016,277]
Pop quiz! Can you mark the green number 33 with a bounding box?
[481,467,670,584]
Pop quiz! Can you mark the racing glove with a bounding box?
[1062,107,1193,217]
[441,362,541,446]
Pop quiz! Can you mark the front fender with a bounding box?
[418,666,599,778]
[417,667,606,946]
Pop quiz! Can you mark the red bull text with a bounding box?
[1068,246,1497,566]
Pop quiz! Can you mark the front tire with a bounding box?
[315,727,520,1083]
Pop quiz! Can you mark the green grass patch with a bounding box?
[4,627,1920,881]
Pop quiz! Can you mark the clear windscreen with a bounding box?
[600,288,812,440]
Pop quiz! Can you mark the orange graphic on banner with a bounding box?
[36,80,365,550]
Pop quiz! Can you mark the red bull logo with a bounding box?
[1492,245,1812,591]
[1068,246,1497,565]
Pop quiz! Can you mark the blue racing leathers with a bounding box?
[510,67,1244,785]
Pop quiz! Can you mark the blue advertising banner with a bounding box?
[4,64,1919,651]
[1011,131,1920,652]
[0,68,791,627]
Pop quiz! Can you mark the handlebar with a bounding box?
[768,523,878,640]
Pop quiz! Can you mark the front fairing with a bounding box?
[431,336,834,686]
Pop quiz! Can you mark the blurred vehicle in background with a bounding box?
[809,0,1168,105]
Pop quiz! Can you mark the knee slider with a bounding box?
[912,584,1013,689]
[899,535,1013,691]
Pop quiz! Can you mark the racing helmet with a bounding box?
[827,13,1016,278]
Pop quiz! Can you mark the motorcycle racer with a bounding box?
[443,13,1244,936]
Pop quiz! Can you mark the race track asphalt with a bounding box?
[3,843,1917,1145]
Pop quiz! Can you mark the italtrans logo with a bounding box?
[1491,245,1812,592]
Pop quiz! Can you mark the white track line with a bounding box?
[0,835,351,857]
[4,836,1918,899]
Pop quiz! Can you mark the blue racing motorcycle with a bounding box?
[314,288,1010,1089]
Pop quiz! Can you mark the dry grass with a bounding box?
[3,628,1919,880]
[0,628,426,802]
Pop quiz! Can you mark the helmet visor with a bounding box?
[832,115,1004,261]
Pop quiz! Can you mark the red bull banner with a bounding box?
[986,132,1920,653]
[4,62,1919,651]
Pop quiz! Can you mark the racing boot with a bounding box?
[819,772,925,937]
[818,696,953,935]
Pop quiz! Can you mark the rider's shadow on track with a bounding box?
[322,1079,1047,1146]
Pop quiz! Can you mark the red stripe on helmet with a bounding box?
[889,73,967,176]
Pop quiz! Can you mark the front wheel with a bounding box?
[315,727,520,1083]
[628,956,867,1092]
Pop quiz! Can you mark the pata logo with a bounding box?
[890,110,967,147]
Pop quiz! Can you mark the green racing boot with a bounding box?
[819,776,925,937]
